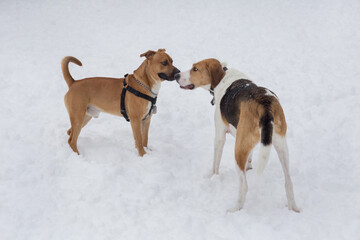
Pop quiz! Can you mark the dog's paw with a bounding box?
[226,206,242,213]
[204,171,218,179]
[246,163,253,171]
[138,149,146,157]
[288,204,301,213]
[227,201,246,213]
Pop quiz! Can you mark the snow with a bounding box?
[1,0,360,239]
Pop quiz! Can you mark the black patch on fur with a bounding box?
[220,79,275,145]
[220,79,256,128]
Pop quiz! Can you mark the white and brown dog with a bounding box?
[175,58,299,212]
[62,49,179,156]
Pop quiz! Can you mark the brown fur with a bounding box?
[222,98,287,170]
[235,101,261,171]
[62,49,178,156]
[272,100,287,136]
[205,59,226,88]
[189,58,226,89]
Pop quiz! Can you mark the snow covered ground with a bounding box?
[1,0,360,239]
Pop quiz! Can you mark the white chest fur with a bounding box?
[146,82,161,114]
[151,82,161,95]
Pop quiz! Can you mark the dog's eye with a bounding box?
[161,61,168,66]
[193,67,198,72]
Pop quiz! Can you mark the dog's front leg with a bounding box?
[213,108,227,175]
[141,116,151,148]
[130,118,146,156]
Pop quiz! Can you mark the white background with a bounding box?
[1,0,359,239]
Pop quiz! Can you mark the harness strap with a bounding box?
[120,74,130,121]
[209,87,215,105]
[120,74,157,122]
[126,86,157,104]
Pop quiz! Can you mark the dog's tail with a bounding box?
[257,105,274,175]
[61,56,82,88]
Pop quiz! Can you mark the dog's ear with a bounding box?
[140,50,156,59]
[157,48,166,52]
[207,59,225,88]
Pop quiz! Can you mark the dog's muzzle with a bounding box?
[175,73,180,82]
[158,67,180,81]
[175,70,194,90]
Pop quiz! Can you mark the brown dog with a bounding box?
[62,49,179,156]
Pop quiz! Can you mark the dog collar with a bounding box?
[209,87,215,105]
[209,66,228,106]
[133,76,158,97]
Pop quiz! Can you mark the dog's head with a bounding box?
[175,58,225,90]
[140,49,180,82]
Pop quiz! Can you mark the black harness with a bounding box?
[209,66,228,106]
[120,74,157,122]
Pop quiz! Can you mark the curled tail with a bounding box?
[61,56,82,88]
[257,107,274,175]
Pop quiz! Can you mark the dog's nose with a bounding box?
[174,73,180,81]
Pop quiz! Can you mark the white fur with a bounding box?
[201,84,211,90]
[272,134,300,212]
[145,82,161,116]
[152,82,161,95]
[228,166,248,212]
[213,68,250,106]
[86,105,101,118]
[213,107,227,175]
[177,70,191,87]
[228,125,237,137]
[256,143,272,175]
[265,88,278,99]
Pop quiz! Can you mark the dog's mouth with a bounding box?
[158,73,170,80]
[158,67,181,81]
[180,84,195,90]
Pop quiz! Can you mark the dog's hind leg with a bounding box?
[67,115,92,136]
[65,94,87,155]
[273,133,300,213]
[68,112,85,155]
[228,141,257,212]
[228,109,259,212]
